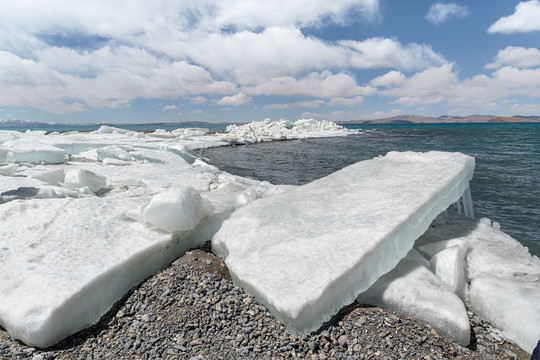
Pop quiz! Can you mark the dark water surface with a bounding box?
[200,123,540,256]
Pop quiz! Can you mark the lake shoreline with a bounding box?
[0,243,529,359]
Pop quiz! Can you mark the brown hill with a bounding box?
[337,114,539,124]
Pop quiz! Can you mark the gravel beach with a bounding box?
[0,243,530,360]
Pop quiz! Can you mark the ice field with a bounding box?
[0,119,539,354]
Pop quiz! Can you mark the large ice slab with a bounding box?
[212,151,475,335]
[356,249,470,345]
[415,213,540,354]
[0,195,232,348]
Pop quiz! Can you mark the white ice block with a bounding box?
[126,186,214,233]
[212,151,475,335]
[0,196,233,348]
[357,249,470,345]
[416,212,540,354]
[4,139,66,164]
[63,168,107,194]
[429,245,467,300]
[0,164,18,176]
[468,277,540,354]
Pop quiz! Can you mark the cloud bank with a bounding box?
[0,0,448,114]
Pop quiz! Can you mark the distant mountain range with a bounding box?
[337,114,540,124]
[1,115,539,128]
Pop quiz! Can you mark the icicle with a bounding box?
[465,186,475,219]
[462,194,470,217]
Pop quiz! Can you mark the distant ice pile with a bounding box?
[225,118,345,144]
[0,119,539,355]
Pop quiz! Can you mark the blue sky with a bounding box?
[1,0,540,124]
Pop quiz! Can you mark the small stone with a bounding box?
[190,338,204,346]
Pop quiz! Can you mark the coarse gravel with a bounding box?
[0,243,530,360]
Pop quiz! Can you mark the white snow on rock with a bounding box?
[212,151,475,335]
[416,213,540,354]
[357,249,470,345]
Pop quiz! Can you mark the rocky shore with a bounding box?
[0,243,529,360]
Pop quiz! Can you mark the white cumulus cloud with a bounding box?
[216,93,252,106]
[485,46,540,69]
[264,100,325,110]
[377,62,540,110]
[426,2,470,25]
[488,0,540,34]
[327,96,365,107]
[243,71,374,98]
[370,70,407,87]
[340,38,446,71]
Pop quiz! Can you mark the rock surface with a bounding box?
[0,243,529,360]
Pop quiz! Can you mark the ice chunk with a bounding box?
[93,125,132,134]
[127,187,213,233]
[468,277,540,354]
[3,139,66,164]
[63,168,107,194]
[213,151,475,335]
[357,249,470,345]
[416,212,540,354]
[76,145,132,162]
[415,238,469,260]
[0,163,18,176]
[28,167,65,185]
[429,245,467,299]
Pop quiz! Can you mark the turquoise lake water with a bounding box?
[200,123,540,257]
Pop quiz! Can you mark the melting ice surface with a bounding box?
[0,119,539,354]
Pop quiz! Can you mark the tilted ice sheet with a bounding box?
[415,213,540,354]
[212,151,475,335]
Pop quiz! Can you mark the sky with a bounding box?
[1,0,540,124]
